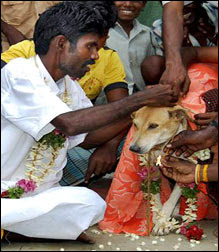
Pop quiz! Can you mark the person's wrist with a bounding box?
[210,120,218,130]
[135,90,149,107]
[205,124,218,145]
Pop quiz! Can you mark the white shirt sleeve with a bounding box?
[1,62,71,141]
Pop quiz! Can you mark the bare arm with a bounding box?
[160,2,191,97]
[163,1,184,66]
[51,84,175,137]
[181,46,218,67]
[1,20,26,46]
[79,115,130,149]
[102,87,131,147]
[80,87,131,183]
[165,117,218,157]
[161,156,218,183]
[81,88,131,149]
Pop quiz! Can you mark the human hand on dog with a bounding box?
[164,127,218,157]
[160,155,195,184]
[143,84,177,107]
[84,143,117,183]
[159,62,191,99]
[194,112,218,127]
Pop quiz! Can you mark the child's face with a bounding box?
[114,1,146,22]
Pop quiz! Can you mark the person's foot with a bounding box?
[3,231,49,243]
[76,232,95,244]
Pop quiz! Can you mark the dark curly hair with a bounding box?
[34,1,117,55]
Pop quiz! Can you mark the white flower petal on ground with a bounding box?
[136,247,142,251]
[98,244,104,249]
[173,245,179,250]
[190,239,196,243]
[152,240,158,245]
[190,243,196,248]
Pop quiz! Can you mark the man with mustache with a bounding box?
[1,1,175,243]
[1,1,129,187]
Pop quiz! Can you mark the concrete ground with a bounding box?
[1,220,218,251]
[1,178,218,251]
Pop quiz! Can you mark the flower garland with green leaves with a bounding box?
[1,58,72,199]
[138,153,204,241]
[1,129,67,199]
[25,129,67,185]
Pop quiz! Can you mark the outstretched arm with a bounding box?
[160,2,190,97]
[181,46,218,67]
[165,117,218,157]
[52,84,175,137]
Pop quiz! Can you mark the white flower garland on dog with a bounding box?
[138,148,210,235]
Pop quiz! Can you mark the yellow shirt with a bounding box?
[1,1,60,52]
[1,40,128,100]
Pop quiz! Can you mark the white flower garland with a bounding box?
[25,143,59,185]
[23,56,71,187]
[138,148,210,235]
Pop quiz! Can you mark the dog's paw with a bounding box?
[152,216,179,236]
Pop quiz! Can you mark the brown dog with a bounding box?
[130,105,198,236]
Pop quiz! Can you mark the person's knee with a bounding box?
[141,55,165,84]
[88,190,106,222]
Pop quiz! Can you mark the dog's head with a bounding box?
[130,105,189,154]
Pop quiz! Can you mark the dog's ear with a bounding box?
[131,112,136,119]
[168,108,195,124]
[168,109,187,120]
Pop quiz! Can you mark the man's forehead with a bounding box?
[78,33,100,42]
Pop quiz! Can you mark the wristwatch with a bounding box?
[210,120,218,130]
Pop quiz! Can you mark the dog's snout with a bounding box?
[130,145,141,153]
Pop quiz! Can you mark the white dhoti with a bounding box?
[1,186,106,239]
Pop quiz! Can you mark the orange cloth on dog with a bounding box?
[99,63,218,235]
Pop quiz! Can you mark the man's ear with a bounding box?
[53,35,68,51]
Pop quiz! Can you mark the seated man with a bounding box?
[1,1,130,186]
[1,1,175,242]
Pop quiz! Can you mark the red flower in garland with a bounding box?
[1,191,9,198]
[185,225,203,241]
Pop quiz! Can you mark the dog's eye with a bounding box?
[148,123,159,129]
